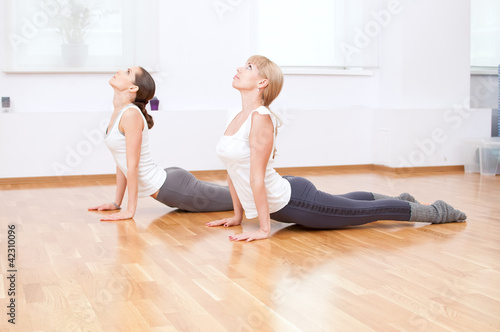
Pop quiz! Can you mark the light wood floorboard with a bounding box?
[0,169,499,331]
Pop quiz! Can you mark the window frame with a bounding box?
[470,0,500,74]
[1,0,159,74]
[249,0,382,76]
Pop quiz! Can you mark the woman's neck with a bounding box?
[112,91,134,112]
[240,90,264,114]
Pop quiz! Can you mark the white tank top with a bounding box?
[104,104,166,197]
[216,106,291,219]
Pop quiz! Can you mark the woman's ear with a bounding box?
[257,79,269,90]
[129,85,139,93]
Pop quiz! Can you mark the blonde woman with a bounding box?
[89,66,232,221]
[206,55,466,241]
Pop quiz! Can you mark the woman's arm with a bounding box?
[114,166,127,207]
[229,112,274,241]
[88,166,127,212]
[206,174,244,227]
[227,174,244,221]
[100,108,143,221]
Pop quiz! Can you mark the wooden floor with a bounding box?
[1,169,499,332]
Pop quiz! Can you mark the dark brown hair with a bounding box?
[133,66,156,129]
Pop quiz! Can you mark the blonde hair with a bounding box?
[248,55,283,108]
[248,55,283,157]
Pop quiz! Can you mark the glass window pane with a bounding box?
[2,0,157,72]
[471,0,500,67]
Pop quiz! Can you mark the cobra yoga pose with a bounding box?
[89,66,233,220]
[206,55,467,241]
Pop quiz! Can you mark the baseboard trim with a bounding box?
[372,165,465,174]
[0,174,116,185]
[275,164,465,175]
[0,164,466,185]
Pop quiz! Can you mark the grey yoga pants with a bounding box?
[155,167,233,212]
[270,176,411,229]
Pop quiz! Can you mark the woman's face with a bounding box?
[232,62,262,91]
[109,67,140,91]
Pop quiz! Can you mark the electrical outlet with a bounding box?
[2,97,11,112]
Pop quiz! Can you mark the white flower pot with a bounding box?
[61,43,89,67]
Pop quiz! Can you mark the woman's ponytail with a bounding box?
[133,100,154,129]
[133,67,156,129]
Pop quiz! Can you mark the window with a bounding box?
[252,0,392,72]
[2,0,159,72]
[471,0,500,69]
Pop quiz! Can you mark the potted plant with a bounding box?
[58,0,110,67]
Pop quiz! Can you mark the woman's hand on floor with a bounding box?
[99,210,134,221]
[206,216,242,228]
[229,229,270,242]
[88,203,119,211]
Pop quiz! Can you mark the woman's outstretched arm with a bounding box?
[229,112,274,241]
[100,108,143,221]
[114,166,127,207]
[206,174,243,227]
[88,166,127,212]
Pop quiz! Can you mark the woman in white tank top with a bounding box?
[207,56,466,241]
[88,67,233,221]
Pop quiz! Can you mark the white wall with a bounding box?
[373,108,491,168]
[372,0,492,167]
[0,0,492,178]
[0,112,115,178]
[379,0,472,109]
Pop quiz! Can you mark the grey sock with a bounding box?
[409,200,467,223]
[373,192,420,204]
[398,193,420,204]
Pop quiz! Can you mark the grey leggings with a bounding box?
[155,167,233,212]
[270,176,411,229]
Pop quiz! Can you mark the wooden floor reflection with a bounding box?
[1,169,499,331]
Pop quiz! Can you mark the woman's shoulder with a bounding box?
[117,104,141,119]
[249,106,274,132]
[123,104,141,113]
[253,106,271,116]
[119,105,145,132]
[251,106,275,125]
[121,106,143,121]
